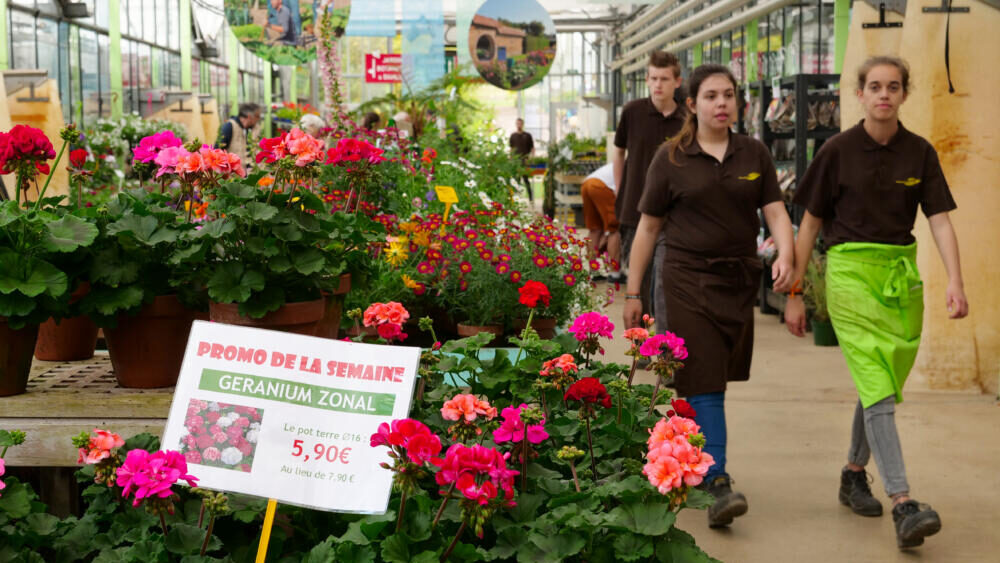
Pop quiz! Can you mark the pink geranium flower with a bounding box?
[492,404,548,445]
[639,332,688,360]
[441,394,498,423]
[116,449,199,507]
[153,146,189,177]
[568,312,615,341]
[133,130,183,163]
[77,429,125,465]
[0,458,6,496]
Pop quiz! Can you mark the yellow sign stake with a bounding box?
[435,186,458,234]
[255,498,279,563]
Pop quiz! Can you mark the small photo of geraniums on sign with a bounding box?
[178,399,263,473]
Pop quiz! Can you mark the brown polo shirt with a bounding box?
[614,98,687,228]
[509,131,534,157]
[793,120,956,248]
[639,132,782,258]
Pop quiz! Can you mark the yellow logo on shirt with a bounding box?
[738,172,761,181]
[895,177,921,187]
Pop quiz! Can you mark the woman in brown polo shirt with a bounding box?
[624,64,795,528]
[785,56,968,550]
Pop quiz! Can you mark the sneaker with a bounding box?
[892,499,941,549]
[839,467,883,516]
[699,475,748,528]
[607,271,626,283]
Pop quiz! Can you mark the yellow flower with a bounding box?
[401,274,419,289]
[412,230,431,247]
[384,240,409,266]
[398,221,419,234]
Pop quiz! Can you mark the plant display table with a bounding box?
[0,353,170,467]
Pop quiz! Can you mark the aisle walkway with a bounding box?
[599,284,1000,562]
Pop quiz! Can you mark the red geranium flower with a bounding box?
[68,148,88,170]
[564,377,612,408]
[518,280,551,308]
[668,399,697,419]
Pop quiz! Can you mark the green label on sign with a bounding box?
[199,369,395,415]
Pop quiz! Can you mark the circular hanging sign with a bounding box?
[469,0,557,90]
[225,0,351,66]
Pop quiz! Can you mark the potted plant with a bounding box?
[804,250,838,347]
[187,129,383,335]
[0,125,98,395]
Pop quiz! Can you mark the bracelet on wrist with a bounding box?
[624,294,642,300]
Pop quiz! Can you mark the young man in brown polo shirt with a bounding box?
[613,51,686,328]
[509,118,535,202]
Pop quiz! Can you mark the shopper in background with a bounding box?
[509,118,534,202]
[299,114,327,142]
[624,64,795,529]
[580,162,622,281]
[217,103,262,164]
[612,50,686,334]
[361,111,381,131]
[785,56,968,550]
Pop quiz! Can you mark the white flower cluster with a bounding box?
[220,447,243,466]
[216,411,240,428]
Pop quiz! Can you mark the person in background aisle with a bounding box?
[624,64,795,530]
[580,162,622,282]
[612,50,686,334]
[361,111,381,131]
[299,113,327,138]
[509,118,534,203]
[216,103,261,165]
[784,56,968,550]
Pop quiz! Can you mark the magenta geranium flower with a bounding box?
[116,449,198,507]
[567,312,615,342]
[492,404,548,445]
[639,332,688,360]
[132,130,184,163]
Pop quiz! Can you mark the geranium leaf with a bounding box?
[194,218,234,239]
[379,533,410,563]
[246,202,278,222]
[165,522,212,554]
[0,292,37,318]
[268,255,293,273]
[410,551,439,563]
[0,257,67,298]
[273,223,303,242]
[400,510,431,542]
[683,488,716,510]
[239,284,284,318]
[334,542,377,563]
[358,511,395,540]
[654,527,723,562]
[0,200,21,227]
[0,480,32,518]
[604,501,676,536]
[292,248,326,275]
[207,263,264,304]
[527,531,585,561]
[42,214,98,252]
[246,237,280,257]
[490,527,529,559]
[84,285,144,316]
[613,533,654,562]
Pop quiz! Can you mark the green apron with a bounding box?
[826,242,923,408]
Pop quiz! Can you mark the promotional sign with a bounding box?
[365,53,403,83]
[161,321,420,514]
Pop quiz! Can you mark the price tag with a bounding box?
[771,76,781,101]
[434,185,458,203]
[161,321,420,514]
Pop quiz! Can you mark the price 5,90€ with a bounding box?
[291,440,352,464]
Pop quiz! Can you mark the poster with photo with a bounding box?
[161,321,420,514]
[224,0,351,65]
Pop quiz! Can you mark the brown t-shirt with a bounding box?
[509,131,534,157]
[793,120,956,248]
[639,132,783,258]
[614,98,687,228]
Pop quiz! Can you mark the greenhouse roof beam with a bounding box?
[617,1,680,41]
[620,0,797,74]
[611,0,754,70]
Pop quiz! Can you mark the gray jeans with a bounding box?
[620,226,668,330]
[847,397,910,497]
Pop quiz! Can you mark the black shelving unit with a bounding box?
[740,74,841,315]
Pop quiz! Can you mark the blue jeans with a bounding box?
[688,392,727,479]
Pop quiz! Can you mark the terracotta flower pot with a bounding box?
[34,282,99,361]
[209,298,325,336]
[456,323,504,340]
[0,320,40,396]
[314,274,351,339]
[513,317,557,340]
[105,295,199,389]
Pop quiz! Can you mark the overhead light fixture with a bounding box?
[59,1,90,18]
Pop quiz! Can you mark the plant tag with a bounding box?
[435,185,458,203]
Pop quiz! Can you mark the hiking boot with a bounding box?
[700,475,748,528]
[893,499,941,549]
[839,467,883,516]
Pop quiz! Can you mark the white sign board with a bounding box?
[161,321,420,514]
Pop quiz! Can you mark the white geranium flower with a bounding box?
[208,402,220,412]
[250,422,261,431]
[217,416,233,428]
[220,447,243,466]
[246,430,259,444]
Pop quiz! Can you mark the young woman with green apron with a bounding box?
[785,56,969,549]
[624,64,796,529]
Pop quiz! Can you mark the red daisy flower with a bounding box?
[459,261,472,274]
[413,283,426,296]
[473,240,486,249]
[590,259,601,271]
[427,249,443,261]
[532,255,547,268]
[499,254,512,262]
[465,230,478,239]
[563,274,576,286]
[480,249,494,261]
[417,261,435,274]
[495,262,510,275]
[510,271,523,283]
[459,279,469,292]
[556,256,566,265]
[571,261,583,271]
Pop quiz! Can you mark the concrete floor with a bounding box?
[598,283,1000,563]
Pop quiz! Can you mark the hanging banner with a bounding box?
[365,53,403,83]
[344,0,396,37]
[401,0,445,90]
[160,321,420,514]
